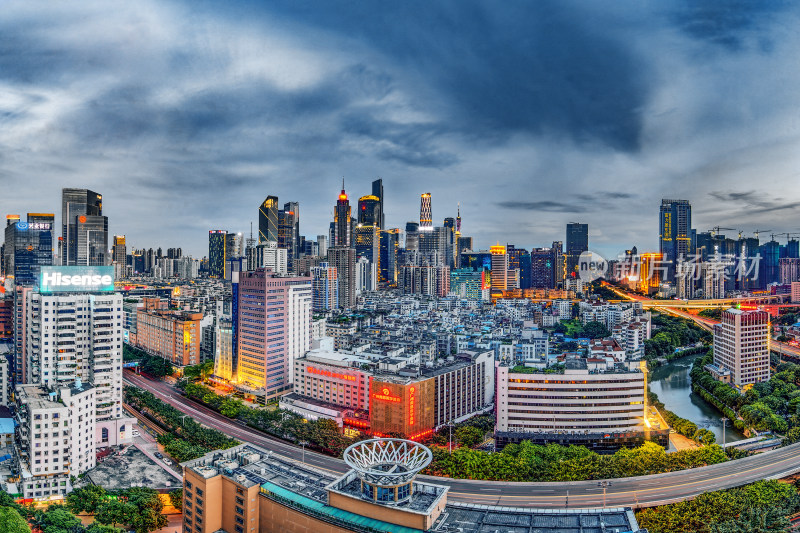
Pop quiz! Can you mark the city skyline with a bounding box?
[3,2,800,257]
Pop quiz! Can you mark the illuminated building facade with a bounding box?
[258,196,279,244]
[637,252,663,294]
[490,244,508,291]
[565,222,588,279]
[61,188,105,266]
[450,269,483,299]
[136,307,203,367]
[112,235,126,279]
[659,199,692,281]
[369,378,435,439]
[419,193,432,232]
[334,184,352,247]
[212,317,234,381]
[712,309,770,388]
[235,269,311,400]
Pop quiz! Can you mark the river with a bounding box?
[648,352,746,444]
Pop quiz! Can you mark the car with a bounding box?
[162,458,173,466]
[154,452,163,459]
[132,430,140,437]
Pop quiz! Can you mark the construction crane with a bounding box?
[779,232,800,242]
[753,229,772,240]
[709,226,735,237]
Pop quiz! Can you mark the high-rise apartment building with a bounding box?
[235,269,311,400]
[328,246,356,309]
[316,234,328,258]
[712,309,770,388]
[311,262,338,312]
[419,193,432,232]
[61,188,107,266]
[255,241,288,276]
[3,213,54,285]
[659,199,692,281]
[258,196,279,244]
[26,267,124,422]
[136,307,203,367]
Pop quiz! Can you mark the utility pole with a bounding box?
[299,440,308,464]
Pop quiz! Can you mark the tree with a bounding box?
[37,505,82,533]
[0,507,30,533]
[581,321,611,339]
[709,506,791,532]
[66,484,107,514]
[96,501,139,529]
[168,488,183,510]
[455,426,484,448]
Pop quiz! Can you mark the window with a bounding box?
[235,506,244,515]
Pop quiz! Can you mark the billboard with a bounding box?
[40,266,115,293]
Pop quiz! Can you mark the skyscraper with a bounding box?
[208,230,227,278]
[278,202,299,270]
[3,213,54,285]
[659,199,692,281]
[419,193,432,232]
[371,178,385,230]
[405,222,419,252]
[328,246,356,309]
[311,262,338,312]
[334,182,352,247]
[713,309,770,387]
[490,244,508,291]
[379,229,400,286]
[112,235,126,279]
[61,188,107,266]
[258,196,279,244]
[565,222,589,278]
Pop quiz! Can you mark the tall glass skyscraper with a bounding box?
[659,199,692,281]
[565,222,588,279]
[61,188,106,266]
[258,196,279,244]
[3,213,54,285]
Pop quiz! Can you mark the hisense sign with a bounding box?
[39,266,115,293]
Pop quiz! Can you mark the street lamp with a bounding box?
[299,440,309,464]
[180,415,190,426]
[720,417,728,448]
[448,420,454,453]
[597,481,612,509]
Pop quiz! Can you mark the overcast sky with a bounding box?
[2,1,800,259]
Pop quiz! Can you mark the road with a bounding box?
[124,371,800,509]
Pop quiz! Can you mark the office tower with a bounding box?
[405,222,419,252]
[530,247,555,289]
[565,222,589,278]
[551,241,565,288]
[379,229,400,286]
[713,309,770,387]
[659,199,692,281]
[258,196,279,244]
[3,213,54,285]
[372,178,385,230]
[328,247,356,309]
[317,235,328,258]
[419,226,448,264]
[355,256,377,295]
[278,202,300,269]
[450,269,484,299]
[334,183,352,247]
[26,266,124,423]
[224,232,243,280]
[61,188,107,266]
[760,239,781,287]
[419,193,433,232]
[311,262,338,312]
[208,231,226,278]
[443,217,456,267]
[490,244,508,291]
[112,235,126,279]
[358,195,381,227]
[236,269,311,400]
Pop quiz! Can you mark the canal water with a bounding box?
[648,352,746,444]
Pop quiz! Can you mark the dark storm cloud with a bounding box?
[2,0,800,255]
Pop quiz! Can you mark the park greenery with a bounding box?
[635,480,799,533]
[644,313,710,359]
[691,352,800,436]
[429,415,493,449]
[423,440,728,481]
[649,391,716,445]
[554,319,611,339]
[124,385,239,462]
[122,345,174,378]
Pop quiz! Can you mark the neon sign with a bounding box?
[307,366,356,381]
[372,387,401,403]
[409,386,415,426]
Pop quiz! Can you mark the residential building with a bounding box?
[136,306,203,367]
[311,262,338,312]
[712,308,770,388]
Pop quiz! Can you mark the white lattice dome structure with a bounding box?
[343,439,432,503]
